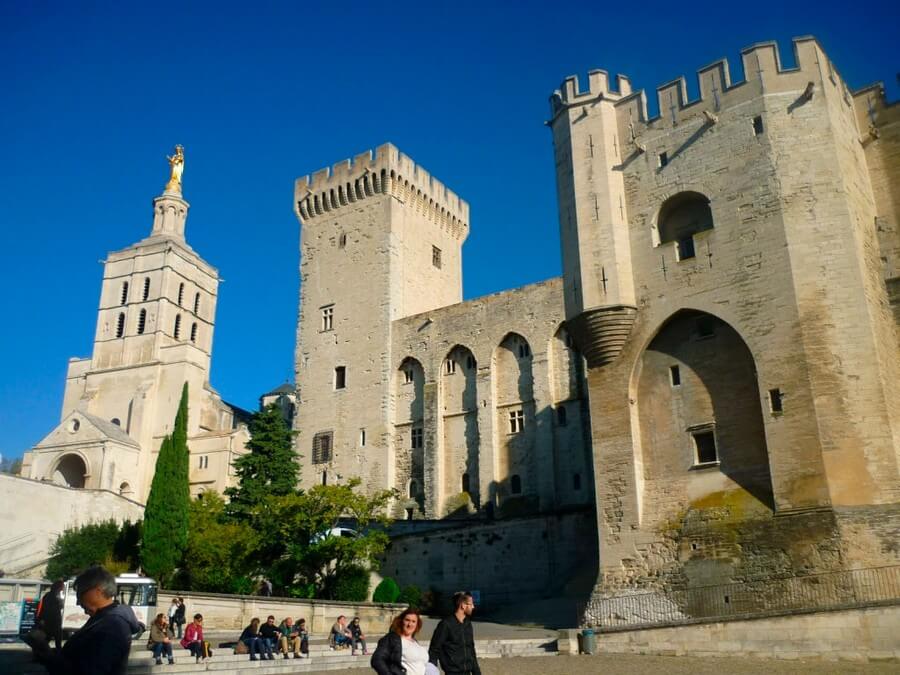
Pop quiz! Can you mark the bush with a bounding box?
[372,577,400,603]
[46,520,141,580]
[333,565,371,602]
[397,584,421,608]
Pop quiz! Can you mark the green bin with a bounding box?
[581,628,596,655]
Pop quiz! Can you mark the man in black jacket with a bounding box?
[428,591,481,675]
[25,566,141,675]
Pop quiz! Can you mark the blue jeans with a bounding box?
[152,641,173,661]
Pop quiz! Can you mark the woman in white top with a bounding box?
[371,607,429,675]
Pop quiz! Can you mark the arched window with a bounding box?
[190,322,198,343]
[193,292,200,314]
[177,283,185,306]
[137,309,147,334]
[462,473,470,494]
[120,281,129,305]
[115,312,126,338]
[142,277,150,301]
[409,479,418,499]
[510,474,522,495]
[657,192,714,261]
[111,418,121,426]
[174,314,182,340]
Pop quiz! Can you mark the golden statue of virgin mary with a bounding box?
[165,145,185,192]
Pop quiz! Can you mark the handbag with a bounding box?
[235,641,249,655]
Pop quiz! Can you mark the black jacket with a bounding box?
[43,601,141,675]
[428,615,481,675]
[371,631,406,675]
[37,591,63,633]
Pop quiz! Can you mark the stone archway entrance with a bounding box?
[52,453,87,488]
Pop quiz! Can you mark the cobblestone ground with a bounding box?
[305,654,899,674]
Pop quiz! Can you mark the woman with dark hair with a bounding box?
[371,608,428,675]
[180,613,212,663]
[239,617,270,661]
[148,613,175,665]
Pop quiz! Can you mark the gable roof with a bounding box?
[34,410,140,450]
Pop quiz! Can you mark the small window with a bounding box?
[198,455,209,469]
[339,232,347,248]
[111,418,121,426]
[177,283,185,307]
[142,277,151,301]
[669,365,681,386]
[658,151,668,168]
[334,366,346,390]
[174,314,182,340]
[193,292,201,314]
[466,355,476,370]
[359,428,366,446]
[695,316,715,339]
[321,305,334,331]
[190,322,198,343]
[769,388,784,413]
[115,312,126,338]
[120,281,129,305]
[573,473,582,490]
[692,429,718,465]
[518,342,531,358]
[403,368,414,384]
[312,431,333,464]
[432,245,442,269]
[509,409,524,433]
[445,359,457,375]
[462,472,470,494]
[752,116,764,136]
[137,309,147,335]
[408,479,418,499]
[556,406,567,426]
[411,427,423,449]
[510,474,522,494]
[322,470,328,485]
[676,236,696,260]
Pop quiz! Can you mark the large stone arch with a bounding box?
[393,357,425,515]
[440,345,479,512]
[51,453,88,488]
[631,309,774,523]
[492,332,536,508]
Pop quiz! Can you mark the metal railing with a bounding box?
[582,565,900,631]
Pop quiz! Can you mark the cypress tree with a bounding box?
[142,383,191,584]
[225,403,297,519]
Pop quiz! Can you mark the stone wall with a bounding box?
[592,604,900,662]
[0,474,144,577]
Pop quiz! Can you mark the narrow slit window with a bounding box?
[658,151,668,168]
[359,428,366,446]
[142,277,151,301]
[174,314,182,340]
[120,281,129,305]
[137,309,147,335]
[769,388,784,413]
[177,283,185,306]
[193,292,201,314]
[116,312,126,338]
[339,232,347,248]
[752,116,764,136]
[669,365,681,386]
[190,322,198,343]
[334,366,346,390]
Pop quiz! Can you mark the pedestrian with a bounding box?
[24,565,142,675]
[239,617,272,661]
[166,598,179,637]
[180,613,212,663]
[148,613,175,665]
[349,616,368,655]
[36,580,65,651]
[172,597,186,638]
[428,591,481,675]
[371,607,429,675]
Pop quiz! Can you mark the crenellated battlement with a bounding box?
[549,69,633,118]
[294,143,469,241]
[612,37,859,134]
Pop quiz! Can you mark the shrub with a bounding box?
[333,565,371,602]
[46,520,141,580]
[372,577,400,603]
[397,584,421,608]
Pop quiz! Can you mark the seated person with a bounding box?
[258,615,280,653]
[296,618,310,656]
[239,617,273,661]
[329,614,353,649]
[277,617,304,659]
[148,613,175,665]
[349,616,368,655]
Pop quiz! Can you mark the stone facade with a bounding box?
[546,37,900,600]
[19,175,250,503]
[293,146,592,518]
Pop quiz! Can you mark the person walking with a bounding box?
[166,598,178,638]
[428,591,481,675]
[36,580,65,651]
[172,598,186,639]
[180,613,212,663]
[371,607,429,675]
[148,613,175,665]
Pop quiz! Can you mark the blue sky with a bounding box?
[1,1,897,461]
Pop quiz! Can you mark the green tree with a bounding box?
[373,577,401,603]
[225,403,297,520]
[47,520,141,580]
[181,492,258,593]
[141,383,191,584]
[265,479,394,599]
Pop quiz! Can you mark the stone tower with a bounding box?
[293,144,469,494]
[550,37,900,606]
[22,153,250,501]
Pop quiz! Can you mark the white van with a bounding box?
[62,572,157,637]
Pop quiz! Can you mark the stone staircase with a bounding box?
[1,636,557,674]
